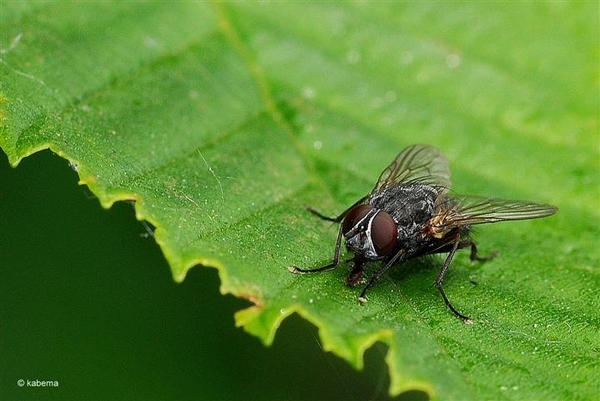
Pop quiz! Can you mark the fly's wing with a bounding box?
[373,144,451,193]
[435,194,557,229]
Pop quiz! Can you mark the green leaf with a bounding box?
[2,2,598,400]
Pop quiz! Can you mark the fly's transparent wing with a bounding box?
[436,194,557,228]
[374,144,451,193]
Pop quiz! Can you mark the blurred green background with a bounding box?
[0,150,408,400]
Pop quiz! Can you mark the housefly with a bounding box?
[289,144,557,323]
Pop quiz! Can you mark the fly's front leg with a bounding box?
[357,249,405,304]
[288,222,345,275]
[305,206,343,222]
[289,201,362,274]
[306,195,367,223]
[345,255,368,287]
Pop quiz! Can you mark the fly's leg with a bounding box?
[345,255,368,286]
[289,204,357,274]
[288,221,344,275]
[435,234,473,324]
[305,206,343,222]
[305,196,367,223]
[357,250,405,304]
[466,240,498,262]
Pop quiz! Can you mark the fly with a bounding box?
[289,144,557,323]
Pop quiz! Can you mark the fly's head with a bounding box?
[341,204,397,260]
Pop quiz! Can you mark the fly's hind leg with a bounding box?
[435,234,473,324]
[462,240,498,262]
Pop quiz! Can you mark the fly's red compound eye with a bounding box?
[371,211,397,256]
[342,204,374,235]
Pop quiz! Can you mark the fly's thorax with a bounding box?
[369,183,440,227]
[341,204,397,260]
